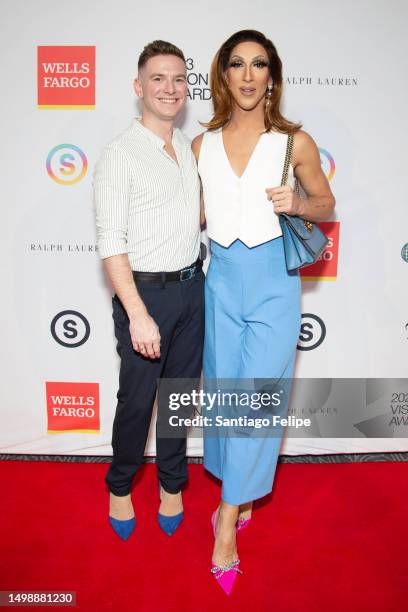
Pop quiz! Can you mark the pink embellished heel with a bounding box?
[210,510,243,594]
[236,515,252,532]
[211,507,251,536]
[210,560,242,595]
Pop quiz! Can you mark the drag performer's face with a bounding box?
[225,41,272,112]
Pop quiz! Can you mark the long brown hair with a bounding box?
[203,30,301,134]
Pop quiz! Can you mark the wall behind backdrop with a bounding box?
[1,0,407,456]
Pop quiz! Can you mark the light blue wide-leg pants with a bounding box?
[203,237,301,505]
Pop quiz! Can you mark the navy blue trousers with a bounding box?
[105,270,205,496]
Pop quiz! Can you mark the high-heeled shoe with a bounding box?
[158,485,183,536]
[210,510,243,594]
[158,511,183,536]
[108,516,136,541]
[236,515,252,532]
[211,508,251,536]
[210,560,242,595]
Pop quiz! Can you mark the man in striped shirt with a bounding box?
[93,40,204,540]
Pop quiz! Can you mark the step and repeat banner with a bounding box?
[1,0,407,456]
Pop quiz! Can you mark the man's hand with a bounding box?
[129,312,161,359]
[265,185,305,216]
[102,255,162,359]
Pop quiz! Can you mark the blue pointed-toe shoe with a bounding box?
[158,484,184,536]
[109,516,136,541]
[157,511,183,536]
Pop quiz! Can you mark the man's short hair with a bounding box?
[138,40,186,71]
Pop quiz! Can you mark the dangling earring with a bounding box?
[265,83,273,107]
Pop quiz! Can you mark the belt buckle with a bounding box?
[180,266,195,281]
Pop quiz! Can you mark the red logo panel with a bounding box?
[37,46,95,109]
[46,382,100,433]
[300,221,340,280]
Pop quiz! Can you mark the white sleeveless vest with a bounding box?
[198,129,295,247]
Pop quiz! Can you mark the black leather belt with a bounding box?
[132,258,202,283]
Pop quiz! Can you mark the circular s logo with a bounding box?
[401,243,408,262]
[318,148,335,181]
[51,310,90,347]
[297,313,326,351]
[46,144,87,185]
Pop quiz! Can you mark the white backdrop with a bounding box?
[1,0,407,456]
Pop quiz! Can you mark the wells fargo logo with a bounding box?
[46,382,100,433]
[300,221,340,281]
[37,46,95,109]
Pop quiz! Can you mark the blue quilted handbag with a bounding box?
[279,134,329,271]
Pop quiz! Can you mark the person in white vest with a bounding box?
[192,29,335,594]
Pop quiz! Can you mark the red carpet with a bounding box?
[0,460,406,611]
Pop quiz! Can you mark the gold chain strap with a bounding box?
[281,134,313,233]
[281,134,294,186]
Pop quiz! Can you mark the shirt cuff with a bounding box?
[97,240,128,259]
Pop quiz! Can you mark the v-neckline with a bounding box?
[220,129,264,180]
[163,141,180,167]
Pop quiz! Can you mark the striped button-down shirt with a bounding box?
[93,118,201,272]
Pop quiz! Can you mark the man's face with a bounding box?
[134,54,187,121]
